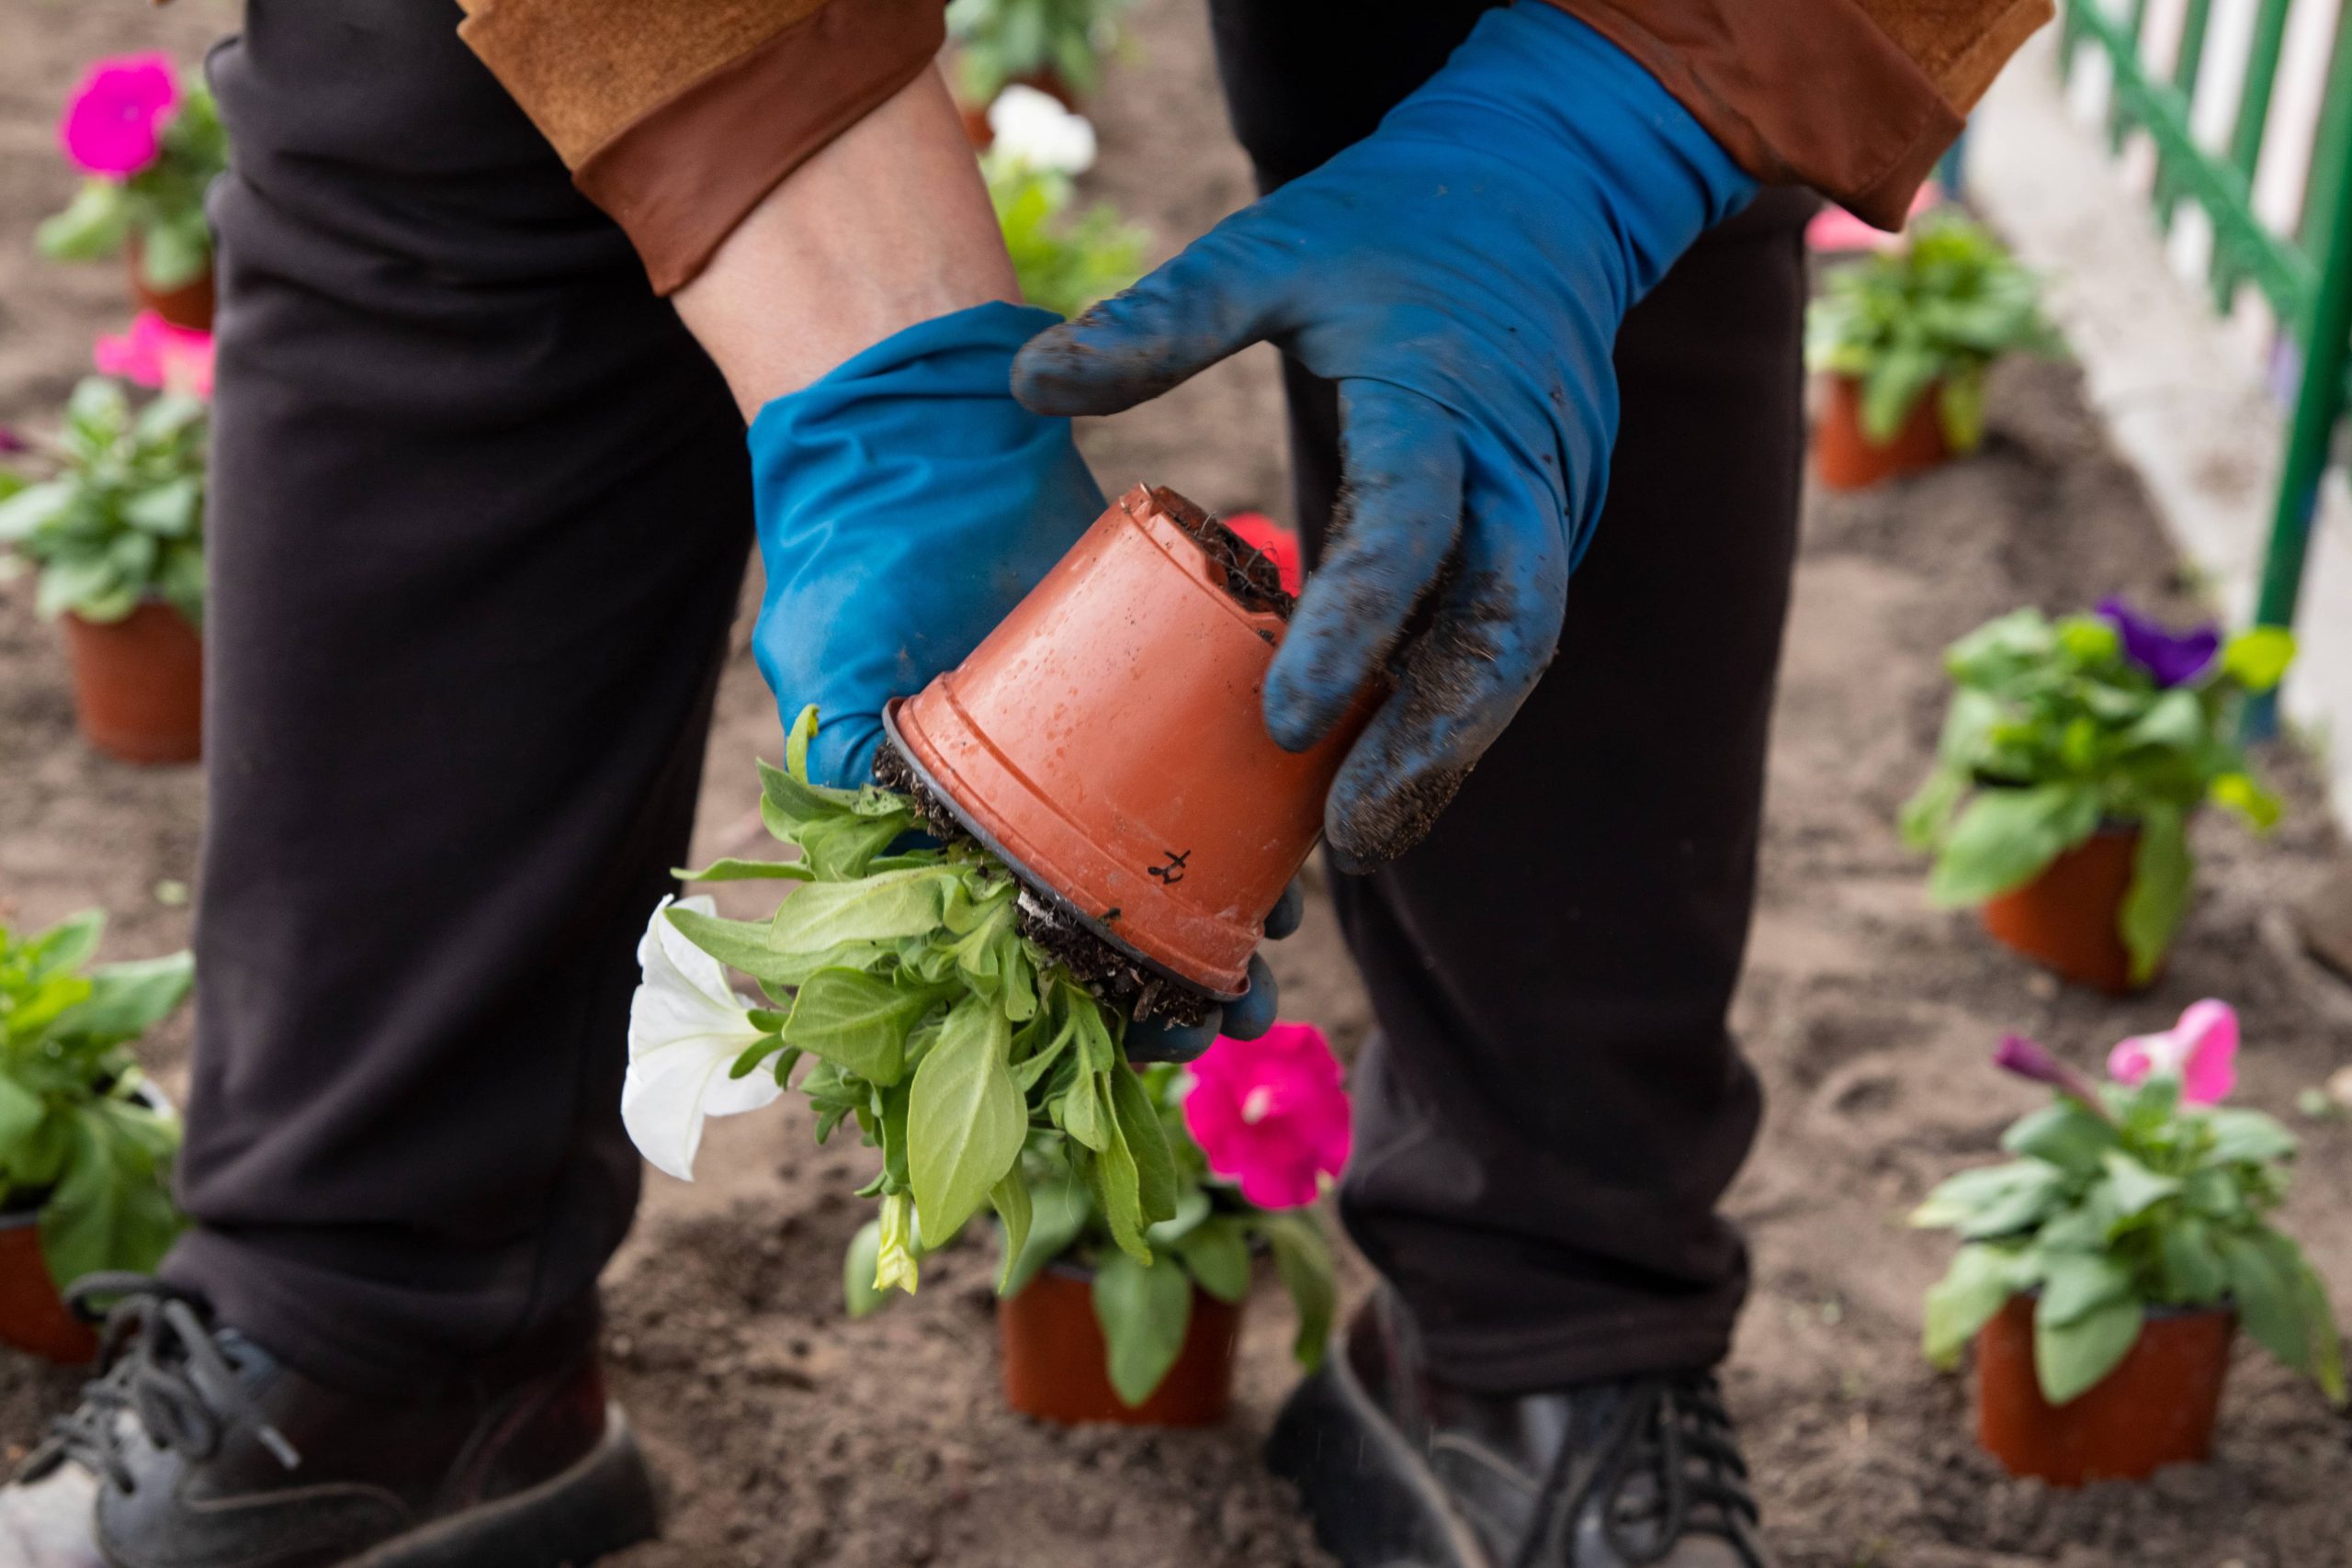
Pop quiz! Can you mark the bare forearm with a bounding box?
[673,67,1019,417]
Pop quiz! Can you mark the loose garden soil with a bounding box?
[5,5,2352,1565]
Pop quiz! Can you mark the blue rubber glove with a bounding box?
[748,299,1284,1059]
[1012,5,1756,868]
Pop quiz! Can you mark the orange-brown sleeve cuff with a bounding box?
[460,0,946,294]
[1544,0,2050,229]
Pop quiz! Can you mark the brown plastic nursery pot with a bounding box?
[1814,373,1950,491]
[126,240,215,333]
[0,1210,99,1365]
[62,602,203,765]
[1980,824,2150,995]
[1000,1263,1243,1427]
[888,483,1368,1003]
[1975,1294,2234,1485]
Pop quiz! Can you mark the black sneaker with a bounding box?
[1270,1293,1770,1567]
[0,1274,659,1568]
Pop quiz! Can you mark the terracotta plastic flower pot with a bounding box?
[0,1208,100,1365]
[1814,373,1951,491]
[62,601,203,765]
[1981,823,2150,995]
[126,239,215,333]
[1000,1262,1243,1427]
[1975,1294,2234,1485]
[885,483,1369,1008]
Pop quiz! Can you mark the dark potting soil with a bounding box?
[1152,485,1296,619]
[873,741,1217,1028]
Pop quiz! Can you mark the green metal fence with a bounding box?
[2059,0,2352,717]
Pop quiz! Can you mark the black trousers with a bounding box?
[165,0,1808,1398]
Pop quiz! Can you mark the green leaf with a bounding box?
[0,1077,47,1156]
[1926,784,2102,907]
[756,753,860,841]
[54,953,193,1048]
[2201,1108,2298,1167]
[1107,1063,1179,1227]
[781,968,943,1086]
[2001,1100,2118,1175]
[1261,1212,1338,1370]
[2121,688,2204,752]
[1936,361,1988,453]
[122,477,200,538]
[2120,804,2192,985]
[34,182,130,261]
[768,868,953,952]
[2208,772,2282,832]
[1091,1102,1150,1263]
[2038,1250,2134,1325]
[989,1166,1034,1295]
[672,858,813,883]
[2035,1295,2143,1404]
[135,216,209,291]
[797,810,911,881]
[1860,342,1940,442]
[1176,1217,1253,1305]
[0,480,74,546]
[1923,1244,2020,1368]
[1092,1249,1192,1407]
[843,1219,887,1318]
[1058,1066,1111,1153]
[2220,626,2295,692]
[907,996,1024,1244]
[1910,1160,2068,1237]
[2219,1229,2313,1379]
[2159,1216,2228,1303]
[39,1106,182,1290]
[1001,1170,1089,1299]
[2098,1148,2182,1218]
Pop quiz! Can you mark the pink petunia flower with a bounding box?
[59,53,181,177]
[1182,1021,1351,1211]
[94,311,214,399]
[2108,998,2239,1106]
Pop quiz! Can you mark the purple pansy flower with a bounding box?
[2098,597,2220,688]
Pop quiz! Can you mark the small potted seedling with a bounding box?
[845,1024,1345,1426]
[0,910,191,1364]
[0,329,210,764]
[1902,602,2293,992]
[983,92,1148,321]
[1805,213,2061,489]
[38,54,227,332]
[1915,1009,2342,1484]
[947,0,1135,146]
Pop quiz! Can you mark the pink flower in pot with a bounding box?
[59,53,181,177]
[2107,998,2238,1105]
[1182,1021,1351,1210]
[93,311,214,400]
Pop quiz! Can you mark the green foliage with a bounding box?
[0,912,190,1292]
[1805,215,2062,449]
[986,152,1148,321]
[1900,607,2290,981]
[1914,1077,2342,1407]
[0,378,207,626]
[38,73,226,289]
[948,0,1134,105]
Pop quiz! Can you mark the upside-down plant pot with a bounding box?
[1975,1295,2234,1485]
[62,601,203,765]
[1981,823,2151,996]
[126,238,215,333]
[884,483,1367,1017]
[1814,374,1951,491]
[1000,1263,1243,1427]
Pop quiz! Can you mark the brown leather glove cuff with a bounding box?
[458,0,945,294]
[1544,0,2050,228]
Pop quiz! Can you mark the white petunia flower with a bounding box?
[621,896,782,1180]
[986,85,1097,175]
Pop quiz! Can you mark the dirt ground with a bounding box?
[6,4,2352,1566]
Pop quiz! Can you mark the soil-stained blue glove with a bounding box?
[748,299,1283,1059]
[1012,5,1756,867]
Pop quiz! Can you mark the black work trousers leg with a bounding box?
[1211,1,1812,1393]
[161,1,752,1396]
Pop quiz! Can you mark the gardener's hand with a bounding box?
[1012,4,1756,867]
[1125,880,1301,1063]
[749,299,1290,1053]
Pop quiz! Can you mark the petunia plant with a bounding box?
[1901,601,2295,982]
[626,705,1193,1293]
[0,364,209,627]
[0,911,190,1292]
[842,1023,1347,1406]
[1805,213,2062,451]
[1914,1004,2343,1407]
[38,54,226,294]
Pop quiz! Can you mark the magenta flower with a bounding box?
[59,53,181,177]
[94,311,214,399]
[2108,999,2238,1106]
[2098,596,2221,689]
[1993,1032,2108,1111]
[1182,1021,1351,1211]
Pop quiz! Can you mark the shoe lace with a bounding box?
[1512,1371,1762,1568]
[34,1274,300,1494]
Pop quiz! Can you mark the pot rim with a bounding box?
[882,700,1246,1004]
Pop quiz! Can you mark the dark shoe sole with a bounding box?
[348,1404,659,1567]
[1268,1356,1487,1568]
